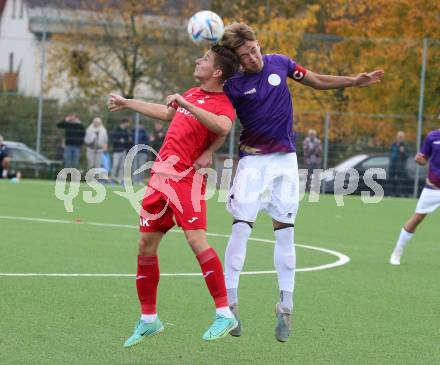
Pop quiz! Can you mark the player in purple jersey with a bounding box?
[219,23,384,342]
[390,128,440,265]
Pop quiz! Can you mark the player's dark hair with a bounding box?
[210,44,240,82]
[221,23,256,50]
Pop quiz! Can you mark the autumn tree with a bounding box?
[47,0,206,100]
[214,0,439,151]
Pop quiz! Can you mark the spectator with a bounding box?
[150,121,165,154]
[390,131,409,196]
[84,117,108,169]
[110,118,131,182]
[0,134,21,180]
[131,121,150,184]
[302,129,322,190]
[57,114,85,168]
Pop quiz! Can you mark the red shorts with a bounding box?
[139,173,207,233]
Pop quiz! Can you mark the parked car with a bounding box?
[4,141,62,179]
[321,153,428,197]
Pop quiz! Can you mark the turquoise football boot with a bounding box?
[202,314,238,341]
[123,318,164,348]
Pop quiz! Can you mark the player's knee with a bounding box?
[138,235,155,254]
[231,254,245,271]
[415,214,426,223]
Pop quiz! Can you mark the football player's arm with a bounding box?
[300,69,384,90]
[166,93,232,136]
[194,136,227,170]
[108,93,176,122]
[415,152,428,165]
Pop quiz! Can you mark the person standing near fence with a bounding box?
[389,131,409,196]
[110,118,131,183]
[57,114,85,168]
[131,121,150,184]
[302,129,322,191]
[84,117,108,169]
[150,121,166,153]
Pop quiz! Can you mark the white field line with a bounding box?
[0,215,350,277]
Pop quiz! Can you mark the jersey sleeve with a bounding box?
[216,96,236,122]
[420,133,433,158]
[272,54,307,82]
[223,81,237,108]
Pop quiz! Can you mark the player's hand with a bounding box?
[166,93,188,109]
[108,93,128,112]
[415,153,428,166]
[353,69,384,87]
[194,151,213,171]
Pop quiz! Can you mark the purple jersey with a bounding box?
[224,54,303,158]
[420,129,440,189]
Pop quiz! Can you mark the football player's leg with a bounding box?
[390,187,440,265]
[124,190,174,348]
[224,157,262,306]
[390,213,425,265]
[267,153,299,342]
[273,221,296,311]
[124,232,165,348]
[184,229,238,340]
[224,220,252,306]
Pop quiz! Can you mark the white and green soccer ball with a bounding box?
[187,10,224,46]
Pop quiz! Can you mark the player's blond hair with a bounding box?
[221,23,256,50]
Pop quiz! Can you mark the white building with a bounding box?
[0,0,42,97]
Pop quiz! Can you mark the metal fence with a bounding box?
[1,30,439,197]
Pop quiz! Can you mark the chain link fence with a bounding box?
[1,32,438,197]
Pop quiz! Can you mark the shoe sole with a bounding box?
[229,329,242,337]
[275,334,288,343]
[124,326,164,348]
[203,321,239,341]
[229,322,242,337]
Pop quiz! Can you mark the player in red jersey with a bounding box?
[108,45,240,347]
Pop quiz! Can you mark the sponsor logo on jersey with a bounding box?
[268,73,281,86]
[244,87,257,95]
[197,99,205,104]
[177,107,196,120]
[188,216,199,223]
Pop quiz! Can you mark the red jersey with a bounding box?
[156,87,235,172]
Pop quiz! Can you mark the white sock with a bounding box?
[274,227,296,294]
[224,222,252,304]
[394,228,414,252]
[227,288,238,306]
[141,314,157,323]
[280,290,293,312]
[216,306,233,318]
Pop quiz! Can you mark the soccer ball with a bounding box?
[187,10,224,46]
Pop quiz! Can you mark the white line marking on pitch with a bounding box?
[0,215,350,277]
